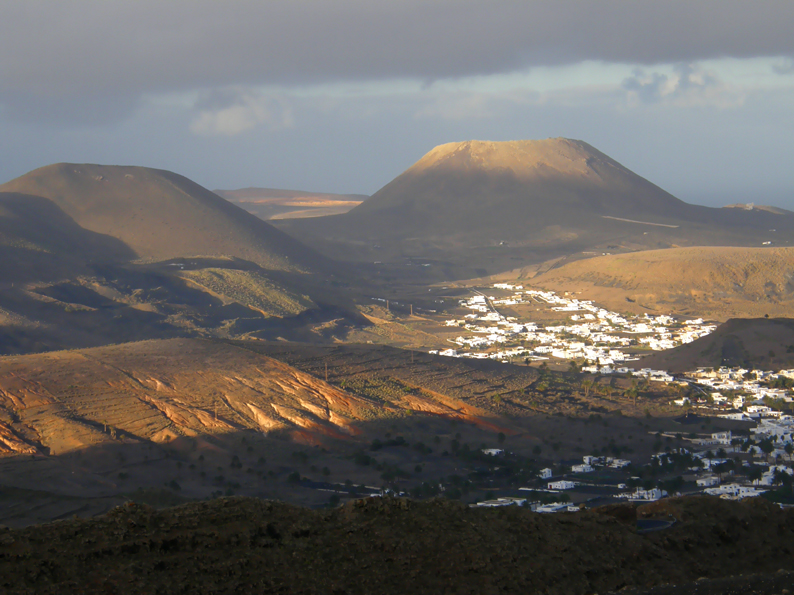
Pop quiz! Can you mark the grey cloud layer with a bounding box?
[3,0,794,102]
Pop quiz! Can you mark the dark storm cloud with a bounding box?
[2,0,793,107]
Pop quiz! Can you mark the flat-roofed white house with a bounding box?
[475,497,528,508]
[711,431,732,445]
[583,456,605,465]
[538,468,553,479]
[628,487,667,501]
[535,502,572,513]
[548,480,576,490]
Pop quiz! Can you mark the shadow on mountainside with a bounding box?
[0,193,136,282]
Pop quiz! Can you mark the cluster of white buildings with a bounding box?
[752,418,794,444]
[432,285,715,366]
[617,487,669,502]
[703,483,768,500]
[674,367,794,425]
[473,442,791,511]
[473,497,580,513]
[438,285,794,508]
[686,367,794,406]
[569,455,632,474]
[651,433,794,499]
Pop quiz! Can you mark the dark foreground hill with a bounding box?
[277,139,794,276]
[1,496,793,595]
[640,317,794,372]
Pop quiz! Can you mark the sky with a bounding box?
[2,1,794,207]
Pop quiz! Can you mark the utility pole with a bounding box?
[410,304,413,316]
[386,300,389,312]
[325,362,328,382]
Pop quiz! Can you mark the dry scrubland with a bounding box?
[249,341,682,422]
[0,163,359,355]
[0,339,710,526]
[529,246,794,320]
[214,187,364,220]
[1,496,793,595]
[0,339,393,457]
[0,337,724,460]
[640,317,794,372]
[179,268,315,318]
[0,258,340,356]
[3,149,794,593]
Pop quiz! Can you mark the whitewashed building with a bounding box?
[548,480,576,490]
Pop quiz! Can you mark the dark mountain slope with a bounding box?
[0,192,134,282]
[0,164,327,273]
[0,166,359,356]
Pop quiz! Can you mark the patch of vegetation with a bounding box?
[370,436,408,450]
[181,268,314,317]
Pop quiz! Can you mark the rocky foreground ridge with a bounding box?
[1,495,793,594]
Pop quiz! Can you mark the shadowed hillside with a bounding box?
[0,165,362,355]
[0,192,135,282]
[0,164,326,272]
[528,246,794,320]
[276,139,794,275]
[1,496,793,595]
[640,317,794,372]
